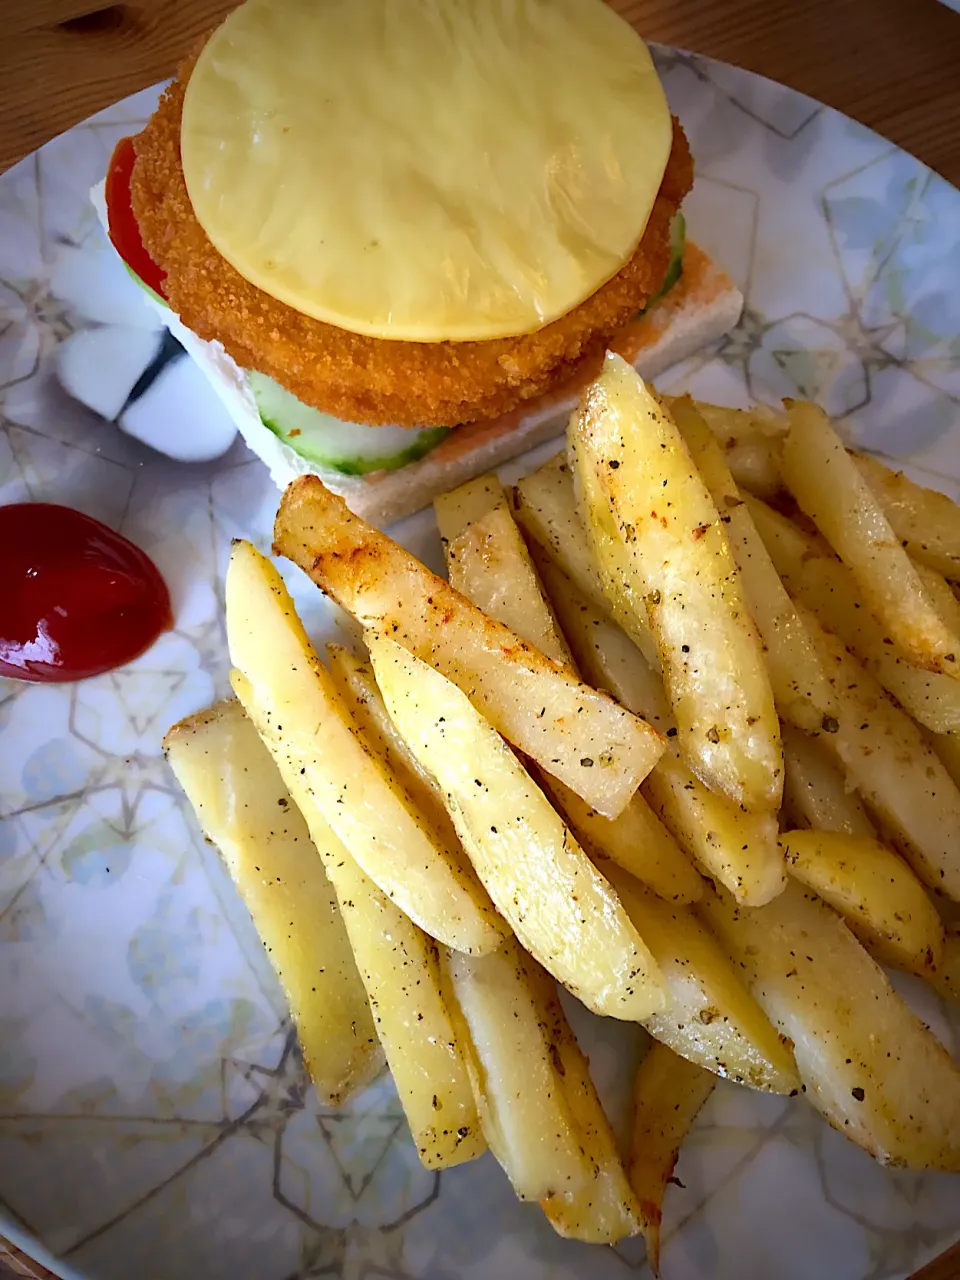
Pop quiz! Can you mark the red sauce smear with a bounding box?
[105,136,168,299]
[0,504,172,683]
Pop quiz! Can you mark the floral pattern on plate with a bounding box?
[0,51,958,1280]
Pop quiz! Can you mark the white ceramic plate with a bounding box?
[1,46,959,1280]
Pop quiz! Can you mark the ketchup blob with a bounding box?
[0,504,172,683]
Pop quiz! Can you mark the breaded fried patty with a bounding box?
[131,59,693,429]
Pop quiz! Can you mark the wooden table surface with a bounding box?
[1,0,959,1277]
[2,0,960,180]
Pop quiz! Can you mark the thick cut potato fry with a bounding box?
[700,880,960,1170]
[437,475,569,668]
[746,492,960,736]
[524,961,643,1245]
[434,473,507,545]
[662,396,787,500]
[512,455,661,671]
[513,455,619,616]
[851,451,960,582]
[436,498,700,904]
[925,726,960,790]
[368,632,666,1022]
[545,773,703,905]
[446,505,574,668]
[929,931,960,1004]
[537,554,785,906]
[916,560,960,632]
[164,700,381,1106]
[670,397,836,734]
[275,478,663,819]
[780,724,875,838]
[533,550,672,731]
[440,940,591,1202]
[570,354,782,813]
[779,829,944,977]
[630,1043,716,1277]
[232,673,484,1169]
[606,866,799,1092]
[226,540,505,954]
[643,756,785,906]
[797,607,960,903]
[780,402,960,678]
[325,642,447,814]
[577,437,711,701]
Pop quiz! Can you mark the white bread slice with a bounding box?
[94,166,742,528]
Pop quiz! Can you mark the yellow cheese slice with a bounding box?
[181,0,673,343]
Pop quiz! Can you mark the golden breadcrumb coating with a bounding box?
[131,57,692,428]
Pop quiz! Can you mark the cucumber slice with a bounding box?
[248,371,450,475]
[639,211,686,315]
[123,261,168,309]
[661,210,686,296]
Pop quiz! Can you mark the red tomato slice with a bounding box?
[105,136,168,299]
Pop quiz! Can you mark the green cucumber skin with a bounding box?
[259,413,449,476]
[660,210,686,296]
[124,261,168,308]
[638,211,686,316]
[248,370,450,475]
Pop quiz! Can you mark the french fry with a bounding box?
[436,485,527,653]
[796,606,960,903]
[544,773,704,905]
[226,540,506,954]
[699,879,960,1171]
[745,492,960,736]
[915,559,960,632]
[434,473,507,544]
[643,759,785,907]
[325,642,447,814]
[447,505,574,668]
[569,354,782,813]
[924,726,960,790]
[367,632,667,1022]
[780,723,875,838]
[537,553,785,906]
[275,478,663,819]
[929,931,960,1005]
[440,939,591,1201]
[662,396,787,500]
[526,961,643,1244]
[435,492,700,904]
[779,402,960,679]
[513,454,621,615]
[629,1043,716,1276]
[231,672,484,1169]
[607,866,800,1093]
[669,396,837,734]
[512,454,661,671]
[164,700,382,1106]
[779,829,944,977]
[532,550,673,732]
[851,451,960,582]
